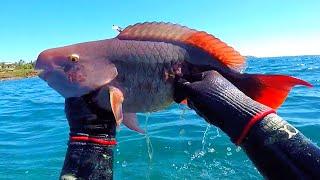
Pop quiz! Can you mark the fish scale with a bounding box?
[107,39,188,112]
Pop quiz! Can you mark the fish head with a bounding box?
[35,40,117,98]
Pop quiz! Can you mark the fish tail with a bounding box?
[227,72,313,109]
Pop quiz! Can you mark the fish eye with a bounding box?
[68,54,80,62]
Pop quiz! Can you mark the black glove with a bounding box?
[65,91,116,143]
[174,71,275,144]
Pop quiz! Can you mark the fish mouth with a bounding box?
[34,61,51,80]
[36,67,62,81]
[35,69,44,76]
[36,64,64,81]
[37,69,52,81]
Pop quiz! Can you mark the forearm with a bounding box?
[62,97,117,180]
[174,71,320,178]
[241,113,320,179]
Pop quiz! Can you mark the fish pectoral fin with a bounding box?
[109,88,145,134]
[109,86,124,127]
[123,113,145,134]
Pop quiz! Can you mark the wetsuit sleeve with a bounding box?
[60,97,116,180]
[174,70,320,178]
[243,113,320,179]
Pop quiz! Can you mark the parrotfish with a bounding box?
[35,22,312,133]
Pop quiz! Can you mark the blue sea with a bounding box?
[0,56,319,179]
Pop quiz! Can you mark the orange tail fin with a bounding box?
[232,74,312,109]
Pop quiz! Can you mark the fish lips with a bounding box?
[37,67,64,83]
[35,66,54,81]
[35,62,50,80]
[38,70,51,81]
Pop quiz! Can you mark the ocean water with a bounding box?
[0,56,319,179]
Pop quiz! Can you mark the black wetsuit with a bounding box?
[243,113,320,179]
[61,96,116,180]
[174,70,320,179]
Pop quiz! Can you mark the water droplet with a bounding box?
[208,148,215,153]
[179,129,186,136]
[121,161,127,167]
[227,147,231,151]
[188,141,192,146]
[227,152,232,156]
[116,161,120,164]
[236,147,241,152]
[200,169,209,178]
[144,114,153,162]
[199,150,205,156]
[25,170,29,174]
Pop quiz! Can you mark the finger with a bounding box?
[174,76,190,85]
[174,76,195,103]
[202,70,220,79]
[184,72,204,82]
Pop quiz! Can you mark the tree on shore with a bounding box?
[0,60,35,70]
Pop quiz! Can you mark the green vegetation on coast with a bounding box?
[0,60,37,80]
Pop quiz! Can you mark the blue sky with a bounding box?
[1,0,319,62]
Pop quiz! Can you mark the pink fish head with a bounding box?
[35,40,118,98]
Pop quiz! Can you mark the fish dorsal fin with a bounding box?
[117,22,245,70]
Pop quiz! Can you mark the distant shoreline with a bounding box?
[0,74,37,81]
[0,61,37,81]
[0,69,37,81]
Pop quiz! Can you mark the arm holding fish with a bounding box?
[174,71,320,179]
[61,95,117,180]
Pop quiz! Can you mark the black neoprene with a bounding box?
[174,71,272,143]
[65,93,116,137]
[174,70,320,179]
[61,96,116,180]
[243,113,320,179]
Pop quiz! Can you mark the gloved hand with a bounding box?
[174,71,275,145]
[65,91,117,145]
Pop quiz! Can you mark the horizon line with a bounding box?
[1,54,320,63]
